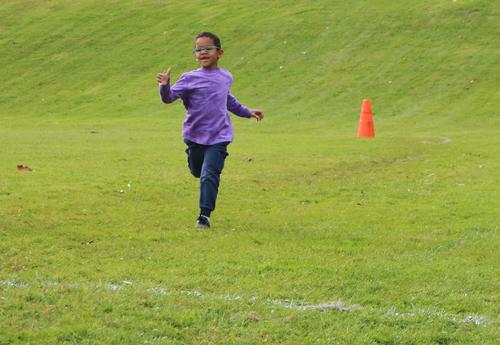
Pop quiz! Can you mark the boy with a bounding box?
[156,32,264,229]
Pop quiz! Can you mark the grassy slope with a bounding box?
[0,0,499,344]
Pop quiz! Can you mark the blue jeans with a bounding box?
[184,139,229,212]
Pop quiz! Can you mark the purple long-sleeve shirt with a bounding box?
[159,67,252,145]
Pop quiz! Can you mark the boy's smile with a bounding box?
[195,36,223,69]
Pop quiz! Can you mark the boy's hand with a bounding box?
[250,109,264,121]
[156,68,171,85]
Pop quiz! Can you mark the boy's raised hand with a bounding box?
[156,68,171,85]
[250,109,264,121]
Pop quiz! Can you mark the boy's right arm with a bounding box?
[157,68,188,104]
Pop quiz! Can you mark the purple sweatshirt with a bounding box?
[159,67,252,145]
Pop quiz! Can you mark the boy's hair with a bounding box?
[195,32,221,49]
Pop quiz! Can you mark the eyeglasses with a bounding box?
[193,45,220,53]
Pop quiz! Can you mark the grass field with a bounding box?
[1,0,499,344]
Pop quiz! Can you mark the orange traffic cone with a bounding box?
[357,99,375,138]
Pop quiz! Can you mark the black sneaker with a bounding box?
[196,215,210,229]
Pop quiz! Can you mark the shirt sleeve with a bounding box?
[159,73,190,104]
[227,92,252,118]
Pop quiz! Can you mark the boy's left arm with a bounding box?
[227,93,264,121]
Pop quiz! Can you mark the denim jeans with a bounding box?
[184,139,229,212]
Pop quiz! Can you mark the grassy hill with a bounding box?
[0,1,499,344]
[1,0,499,121]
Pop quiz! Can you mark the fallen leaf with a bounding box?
[17,164,32,173]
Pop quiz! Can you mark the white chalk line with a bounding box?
[1,279,493,326]
[419,136,452,144]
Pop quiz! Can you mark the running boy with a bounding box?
[156,32,264,229]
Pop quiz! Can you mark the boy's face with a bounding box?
[194,36,223,69]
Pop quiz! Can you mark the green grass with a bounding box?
[1,0,499,344]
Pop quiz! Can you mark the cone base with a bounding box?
[358,122,375,138]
